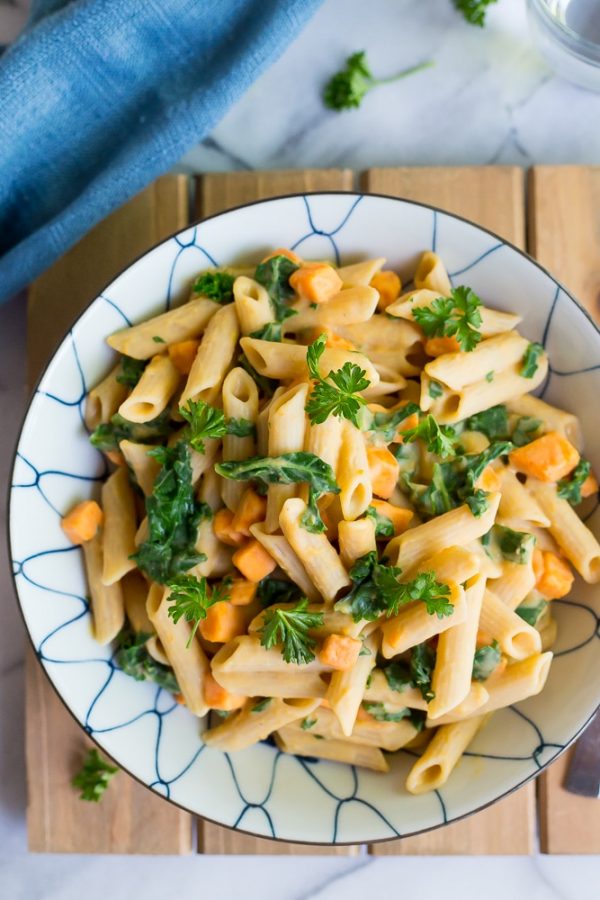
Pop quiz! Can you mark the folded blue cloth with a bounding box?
[0,0,322,302]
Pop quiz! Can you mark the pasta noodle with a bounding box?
[70,249,591,795]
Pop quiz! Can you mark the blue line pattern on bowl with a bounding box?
[10,194,600,843]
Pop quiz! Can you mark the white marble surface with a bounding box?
[2,0,600,897]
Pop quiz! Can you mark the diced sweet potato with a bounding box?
[424,336,461,357]
[232,539,277,582]
[213,508,246,547]
[318,634,362,671]
[203,672,246,710]
[168,339,200,375]
[228,579,258,607]
[370,270,401,311]
[535,550,574,600]
[366,446,400,499]
[61,500,104,544]
[370,499,413,535]
[289,263,343,304]
[509,431,580,483]
[199,601,247,643]
[231,488,267,537]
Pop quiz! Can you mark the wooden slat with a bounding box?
[197,168,354,217]
[529,165,600,855]
[196,168,356,855]
[199,822,359,856]
[363,165,535,856]
[26,176,193,854]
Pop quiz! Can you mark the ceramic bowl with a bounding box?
[10,193,600,844]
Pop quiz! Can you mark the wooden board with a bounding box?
[196,167,357,856]
[529,165,600,854]
[25,164,600,855]
[26,176,194,854]
[362,166,535,856]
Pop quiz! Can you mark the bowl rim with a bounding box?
[8,189,600,846]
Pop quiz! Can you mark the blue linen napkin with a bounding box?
[0,0,323,303]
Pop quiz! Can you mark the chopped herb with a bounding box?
[152,335,166,344]
[516,598,548,627]
[166,573,228,647]
[250,322,283,342]
[413,286,483,352]
[258,598,324,665]
[520,342,545,378]
[465,489,490,517]
[90,409,171,454]
[300,490,327,534]
[116,356,147,387]
[365,505,395,538]
[403,414,456,458]
[472,640,501,681]
[465,405,510,440]
[382,661,413,693]
[238,352,278,397]
[115,628,179,693]
[305,334,370,428]
[72,748,118,803]
[511,416,542,447]
[495,525,536,564]
[428,380,444,399]
[485,370,495,383]
[362,701,411,723]
[301,716,317,730]
[254,254,299,321]
[410,643,436,702]
[193,271,235,304]
[453,0,498,27]
[180,400,226,453]
[323,50,433,112]
[133,443,209,583]
[368,402,421,442]
[557,459,591,505]
[335,554,452,621]
[251,698,272,713]
[256,578,302,608]
[313,734,325,740]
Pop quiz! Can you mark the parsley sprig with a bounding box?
[72,748,118,803]
[180,400,254,454]
[323,51,434,111]
[453,0,498,27]
[258,598,324,665]
[402,414,456,458]
[166,574,229,647]
[413,286,483,352]
[305,334,370,428]
[335,552,453,622]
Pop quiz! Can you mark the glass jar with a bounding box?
[527,0,600,92]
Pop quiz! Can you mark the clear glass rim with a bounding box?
[528,0,600,60]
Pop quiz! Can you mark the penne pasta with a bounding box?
[479,589,542,659]
[118,354,180,424]
[337,421,372,521]
[101,466,138,585]
[107,298,218,359]
[275,726,389,772]
[85,364,128,429]
[381,582,466,658]
[204,697,320,752]
[406,716,487,794]
[180,303,240,407]
[82,532,125,644]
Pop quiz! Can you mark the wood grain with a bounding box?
[197,168,354,217]
[195,168,356,855]
[26,176,193,854]
[363,164,535,856]
[529,165,600,855]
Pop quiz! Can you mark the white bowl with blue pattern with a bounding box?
[10,193,600,845]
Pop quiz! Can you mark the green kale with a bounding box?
[557,459,592,505]
[193,270,235,303]
[368,402,421,442]
[495,525,536,564]
[382,661,413,693]
[115,628,179,693]
[256,578,302,608]
[516,598,548,627]
[116,356,147,387]
[254,254,299,321]
[133,443,210,583]
[410,643,436,702]
[520,342,545,378]
[472,640,501,681]
[365,505,395,538]
[89,409,172,453]
[511,416,542,448]
[465,405,510,440]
